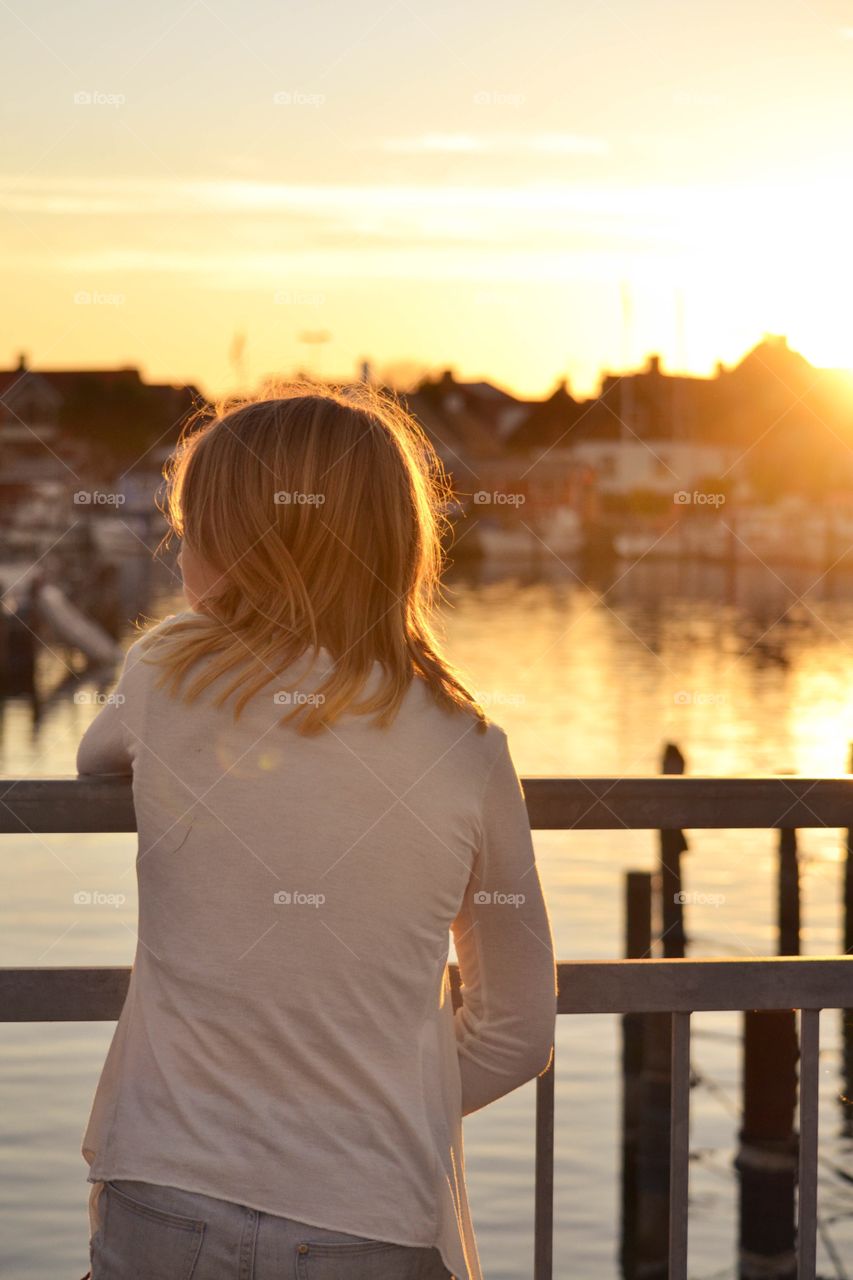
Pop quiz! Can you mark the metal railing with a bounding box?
[2,775,852,1280]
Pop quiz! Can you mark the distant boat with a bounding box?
[613,530,663,560]
[0,567,122,668]
[36,582,123,665]
[88,512,155,560]
[477,506,584,561]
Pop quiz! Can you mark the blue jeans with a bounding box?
[87,1179,455,1279]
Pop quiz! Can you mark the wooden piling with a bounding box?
[659,743,688,958]
[736,1012,799,1279]
[0,607,36,696]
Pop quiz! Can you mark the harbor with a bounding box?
[2,555,853,1278]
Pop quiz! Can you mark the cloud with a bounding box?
[375,132,609,156]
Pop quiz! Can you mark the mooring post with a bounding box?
[660,743,687,958]
[736,1011,799,1280]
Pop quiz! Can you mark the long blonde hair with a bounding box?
[144,378,486,735]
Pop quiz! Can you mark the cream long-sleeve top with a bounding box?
[77,614,557,1280]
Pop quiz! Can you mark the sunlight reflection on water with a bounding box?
[2,558,852,1278]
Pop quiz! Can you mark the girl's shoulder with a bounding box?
[408,675,511,770]
[127,608,202,653]
[114,609,202,687]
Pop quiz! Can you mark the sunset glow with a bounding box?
[2,0,853,395]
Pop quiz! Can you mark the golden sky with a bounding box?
[2,0,853,399]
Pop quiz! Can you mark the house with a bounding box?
[0,355,204,475]
[0,354,69,488]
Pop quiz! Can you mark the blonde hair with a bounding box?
[144,378,487,735]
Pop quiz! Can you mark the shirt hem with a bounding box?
[85,1170,463,1278]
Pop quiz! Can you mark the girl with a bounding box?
[77,380,557,1280]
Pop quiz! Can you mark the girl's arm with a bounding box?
[450,731,557,1117]
[76,644,141,776]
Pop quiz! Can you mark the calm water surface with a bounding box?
[2,556,852,1279]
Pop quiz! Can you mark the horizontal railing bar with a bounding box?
[1,775,852,833]
[555,957,853,1014]
[525,777,853,830]
[2,958,851,1022]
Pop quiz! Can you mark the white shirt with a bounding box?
[77,614,557,1280]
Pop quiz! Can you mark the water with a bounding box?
[2,555,852,1279]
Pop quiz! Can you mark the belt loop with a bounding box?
[238,1206,259,1280]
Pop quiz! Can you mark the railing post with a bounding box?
[534,1048,555,1280]
[733,816,801,1279]
[620,870,652,1278]
[668,1010,691,1280]
[796,1009,820,1280]
[636,1004,671,1279]
[778,824,800,958]
[842,744,853,1140]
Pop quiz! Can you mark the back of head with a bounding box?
[146,378,486,735]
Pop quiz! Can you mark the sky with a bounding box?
[2,0,853,400]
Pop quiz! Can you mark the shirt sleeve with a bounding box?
[75,638,145,776]
[450,729,557,1116]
